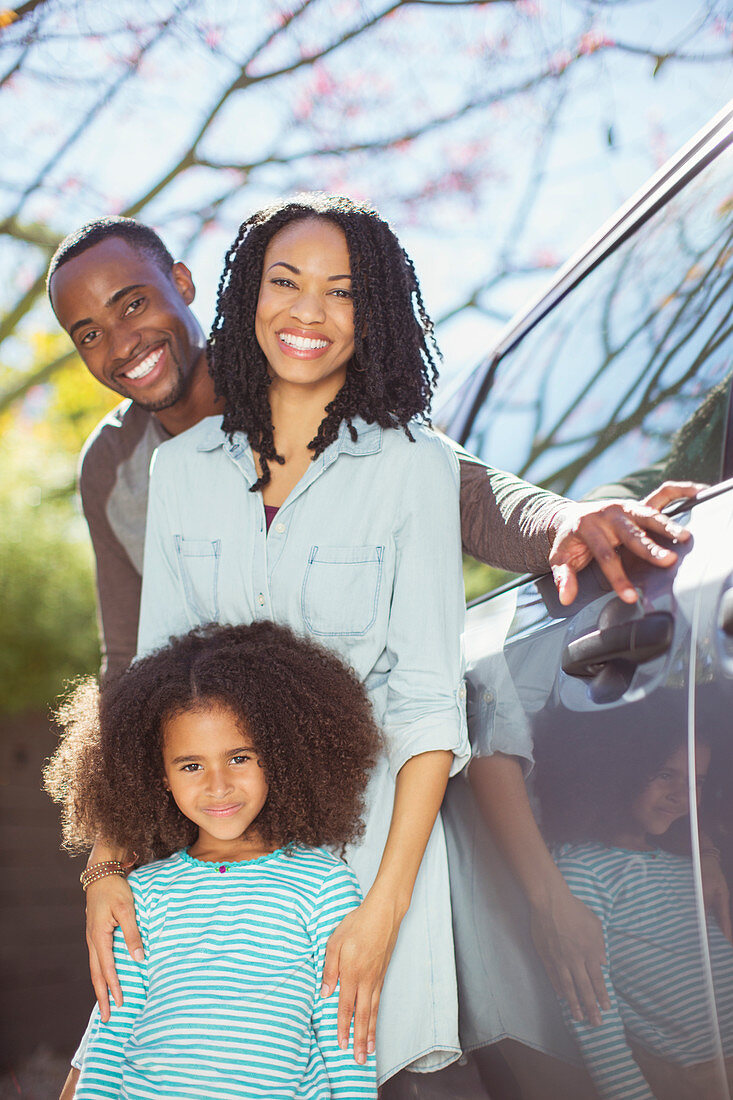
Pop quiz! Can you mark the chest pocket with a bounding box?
[302,545,384,636]
[175,536,221,624]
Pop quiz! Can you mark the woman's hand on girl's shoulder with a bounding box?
[320,893,402,1065]
[85,874,143,1020]
[529,886,611,1027]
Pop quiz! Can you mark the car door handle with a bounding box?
[562,611,674,678]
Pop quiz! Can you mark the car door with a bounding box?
[443,137,733,1100]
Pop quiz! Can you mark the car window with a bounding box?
[464,145,733,502]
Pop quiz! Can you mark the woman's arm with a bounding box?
[469,752,611,1025]
[321,749,453,1064]
[323,431,467,1064]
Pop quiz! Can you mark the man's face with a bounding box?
[49,237,205,412]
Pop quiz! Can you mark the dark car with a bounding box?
[438,104,733,1100]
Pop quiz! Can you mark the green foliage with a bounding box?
[0,425,99,714]
[463,555,514,604]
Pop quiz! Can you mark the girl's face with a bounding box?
[254,217,355,401]
[626,742,711,844]
[162,703,269,855]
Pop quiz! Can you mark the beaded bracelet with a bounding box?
[80,861,128,892]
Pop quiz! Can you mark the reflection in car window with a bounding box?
[532,719,733,1100]
[465,147,733,500]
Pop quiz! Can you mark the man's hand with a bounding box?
[86,873,143,1021]
[549,482,704,606]
[530,886,611,1027]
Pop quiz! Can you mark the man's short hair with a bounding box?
[47,216,175,292]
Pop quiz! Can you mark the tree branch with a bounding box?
[0,347,76,414]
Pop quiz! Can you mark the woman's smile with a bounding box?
[276,326,333,358]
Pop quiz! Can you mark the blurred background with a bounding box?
[0,0,731,1094]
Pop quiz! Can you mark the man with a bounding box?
[47,219,222,678]
[48,217,692,681]
[48,217,698,1100]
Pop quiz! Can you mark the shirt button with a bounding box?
[275,522,286,534]
[258,593,265,606]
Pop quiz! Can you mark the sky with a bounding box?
[0,0,731,398]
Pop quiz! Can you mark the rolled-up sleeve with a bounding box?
[384,432,468,778]
[136,446,192,658]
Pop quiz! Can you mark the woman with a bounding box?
[83,194,469,1088]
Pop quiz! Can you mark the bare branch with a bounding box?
[0,347,76,414]
[0,217,59,249]
[0,271,47,346]
[0,3,194,232]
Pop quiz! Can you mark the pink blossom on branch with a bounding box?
[577,30,615,56]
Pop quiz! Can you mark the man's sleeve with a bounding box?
[459,458,566,575]
[309,865,378,1099]
[79,445,141,681]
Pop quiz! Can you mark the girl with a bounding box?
[84,193,469,1086]
[535,725,733,1100]
[45,620,380,1099]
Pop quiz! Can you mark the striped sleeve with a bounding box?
[557,857,655,1100]
[308,863,378,1099]
[75,881,150,1099]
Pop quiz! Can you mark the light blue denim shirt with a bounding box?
[138,414,468,778]
[137,414,468,1082]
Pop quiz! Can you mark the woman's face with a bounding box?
[255,217,355,401]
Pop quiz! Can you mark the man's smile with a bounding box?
[117,343,166,384]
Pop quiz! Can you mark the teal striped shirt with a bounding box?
[75,846,377,1099]
[555,843,733,1100]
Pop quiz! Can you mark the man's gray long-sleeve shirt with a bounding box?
[79,402,564,680]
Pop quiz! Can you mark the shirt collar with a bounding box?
[196,414,384,459]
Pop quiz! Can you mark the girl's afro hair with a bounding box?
[44,620,382,863]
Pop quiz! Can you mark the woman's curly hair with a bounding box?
[44,621,381,864]
[208,192,441,491]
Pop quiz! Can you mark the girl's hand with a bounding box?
[320,893,402,1065]
[701,850,733,943]
[86,874,143,1020]
[529,887,611,1027]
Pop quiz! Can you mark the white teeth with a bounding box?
[279,333,329,350]
[124,347,163,380]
